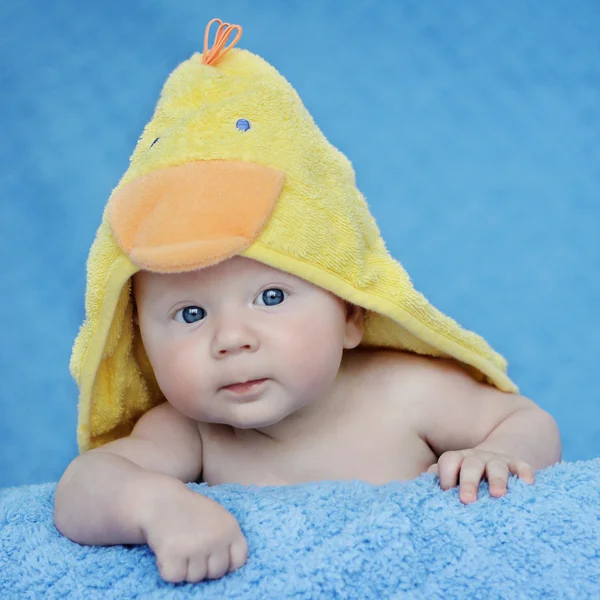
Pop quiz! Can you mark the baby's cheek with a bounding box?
[283,322,344,393]
[152,345,201,404]
[166,349,225,422]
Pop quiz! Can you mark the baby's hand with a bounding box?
[138,486,248,583]
[427,449,535,504]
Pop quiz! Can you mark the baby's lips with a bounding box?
[107,160,285,272]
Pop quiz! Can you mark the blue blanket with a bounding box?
[1,459,599,599]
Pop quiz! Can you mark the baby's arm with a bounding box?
[54,402,247,582]
[407,358,562,503]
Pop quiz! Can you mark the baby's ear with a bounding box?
[343,303,365,349]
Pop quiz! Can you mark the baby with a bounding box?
[54,19,561,584]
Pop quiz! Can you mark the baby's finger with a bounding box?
[157,554,188,583]
[458,455,486,504]
[228,538,249,572]
[206,550,231,580]
[426,463,439,476]
[437,451,464,491]
[186,554,208,583]
[508,459,535,484]
[485,459,510,498]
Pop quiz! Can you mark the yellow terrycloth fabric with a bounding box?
[71,39,518,453]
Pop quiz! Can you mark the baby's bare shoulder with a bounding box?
[342,349,447,424]
[347,348,455,391]
[351,348,537,454]
[347,348,520,418]
[352,348,482,384]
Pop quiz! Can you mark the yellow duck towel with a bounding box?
[71,19,518,452]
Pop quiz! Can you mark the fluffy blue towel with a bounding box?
[1,459,599,599]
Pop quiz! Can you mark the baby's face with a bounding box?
[133,256,363,430]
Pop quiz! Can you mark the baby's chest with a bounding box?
[199,422,436,487]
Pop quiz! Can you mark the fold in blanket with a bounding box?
[2,460,599,598]
[70,18,518,452]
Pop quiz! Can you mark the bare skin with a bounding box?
[55,258,561,584]
[199,349,438,487]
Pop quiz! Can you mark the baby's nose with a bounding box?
[211,322,260,357]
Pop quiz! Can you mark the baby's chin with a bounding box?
[199,385,320,433]
[220,411,289,431]
[213,399,299,432]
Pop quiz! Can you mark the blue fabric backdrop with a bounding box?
[1,0,598,488]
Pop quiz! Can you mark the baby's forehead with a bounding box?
[133,256,301,297]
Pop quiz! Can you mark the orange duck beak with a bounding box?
[107,160,285,273]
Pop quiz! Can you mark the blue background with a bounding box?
[1,0,598,488]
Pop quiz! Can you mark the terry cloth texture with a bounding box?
[1,460,599,599]
[70,19,518,452]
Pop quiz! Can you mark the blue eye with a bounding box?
[150,137,160,148]
[259,289,286,306]
[236,118,250,132]
[175,306,206,324]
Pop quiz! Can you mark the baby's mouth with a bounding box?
[221,379,269,394]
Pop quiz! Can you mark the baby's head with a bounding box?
[133,256,364,430]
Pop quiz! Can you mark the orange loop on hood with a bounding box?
[202,18,242,66]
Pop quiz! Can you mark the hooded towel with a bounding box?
[71,18,517,452]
